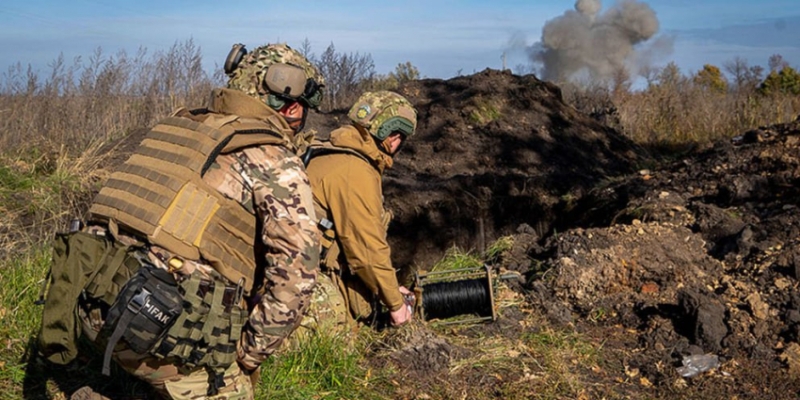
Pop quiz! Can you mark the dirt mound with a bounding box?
[376,69,642,269]
[348,72,800,396]
[517,116,800,396]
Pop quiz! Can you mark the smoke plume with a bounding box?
[530,0,672,82]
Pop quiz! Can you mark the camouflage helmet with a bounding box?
[347,91,417,141]
[225,43,325,110]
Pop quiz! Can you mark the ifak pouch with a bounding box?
[100,263,183,375]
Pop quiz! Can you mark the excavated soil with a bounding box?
[317,70,800,399]
[82,69,800,399]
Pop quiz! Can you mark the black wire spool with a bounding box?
[421,277,493,321]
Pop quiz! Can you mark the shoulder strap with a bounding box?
[301,141,371,167]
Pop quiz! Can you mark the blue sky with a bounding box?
[1,0,798,83]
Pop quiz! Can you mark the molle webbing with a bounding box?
[313,202,337,264]
[89,114,286,295]
[151,272,246,373]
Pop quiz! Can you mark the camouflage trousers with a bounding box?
[78,308,252,400]
[118,349,251,399]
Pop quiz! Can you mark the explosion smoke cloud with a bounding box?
[530,0,671,82]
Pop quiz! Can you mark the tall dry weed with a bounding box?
[562,65,800,150]
[0,39,219,154]
[0,39,221,252]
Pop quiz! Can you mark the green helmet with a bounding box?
[224,43,325,110]
[347,91,417,140]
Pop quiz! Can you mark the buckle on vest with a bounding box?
[127,288,151,313]
[156,336,177,356]
[168,257,184,273]
[234,278,244,306]
[318,218,335,260]
[188,348,204,365]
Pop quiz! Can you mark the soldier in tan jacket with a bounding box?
[304,91,418,328]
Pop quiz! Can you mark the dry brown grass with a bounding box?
[562,68,800,149]
[1,39,219,154]
[0,140,114,256]
[616,86,800,145]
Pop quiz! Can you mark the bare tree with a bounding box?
[313,42,376,110]
[768,54,789,72]
[298,38,313,59]
[724,57,750,91]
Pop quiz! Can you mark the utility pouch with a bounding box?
[150,270,247,392]
[100,264,183,376]
[37,231,140,365]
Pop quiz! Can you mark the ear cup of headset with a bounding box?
[224,44,247,75]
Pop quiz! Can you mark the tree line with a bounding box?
[560,54,800,147]
[0,39,419,152]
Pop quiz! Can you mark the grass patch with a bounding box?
[0,245,51,398]
[520,327,605,399]
[0,142,111,252]
[429,246,483,272]
[429,237,514,273]
[468,97,503,125]
[256,330,373,400]
[484,235,514,262]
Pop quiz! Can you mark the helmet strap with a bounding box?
[297,105,309,132]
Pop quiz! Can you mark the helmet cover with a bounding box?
[347,90,417,140]
[225,43,325,109]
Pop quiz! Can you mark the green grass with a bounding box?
[256,330,375,400]
[0,245,51,398]
[484,235,514,262]
[468,97,503,125]
[429,246,484,272]
[0,163,36,193]
[428,237,513,274]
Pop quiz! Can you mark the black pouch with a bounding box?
[100,263,183,375]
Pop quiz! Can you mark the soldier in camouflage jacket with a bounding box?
[58,43,324,400]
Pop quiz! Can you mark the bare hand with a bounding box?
[390,286,414,326]
[398,286,413,296]
[390,302,412,326]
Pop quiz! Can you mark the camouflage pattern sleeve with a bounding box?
[232,145,320,371]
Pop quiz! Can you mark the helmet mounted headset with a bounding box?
[224,43,324,130]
